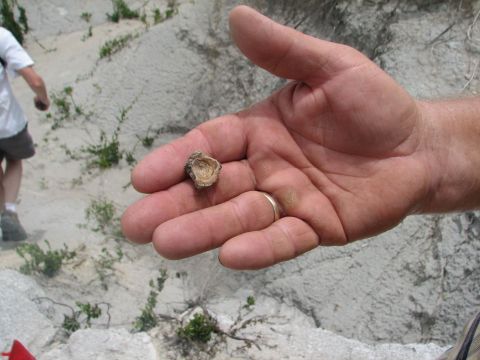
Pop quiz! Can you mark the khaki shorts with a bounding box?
[0,125,35,161]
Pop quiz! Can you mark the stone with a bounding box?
[0,270,56,355]
[39,328,158,360]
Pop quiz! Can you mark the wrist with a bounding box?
[417,98,480,213]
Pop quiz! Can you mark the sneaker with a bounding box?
[437,310,480,360]
[1,210,27,241]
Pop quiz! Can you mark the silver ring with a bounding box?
[261,192,281,222]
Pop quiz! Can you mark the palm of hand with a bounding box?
[242,61,425,245]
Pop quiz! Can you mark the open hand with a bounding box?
[121,6,431,269]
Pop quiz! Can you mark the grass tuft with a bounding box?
[16,240,76,277]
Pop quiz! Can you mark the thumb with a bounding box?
[229,6,367,86]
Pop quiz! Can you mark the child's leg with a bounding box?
[3,158,22,206]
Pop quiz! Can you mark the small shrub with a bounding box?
[107,0,139,22]
[177,313,215,343]
[125,151,136,166]
[165,0,179,19]
[80,12,92,22]
[80,103,134,170]
[62,301,103,334]
[16,240,76,277]
[76,302,102,326]
[139,12,147,25]
[132,290,158,332]
[82,26,93,40]
[17,5,28,33]
[94,246,123,290]
[150,1,178,26]
[153,8,163,24]
[0,0,27,44]
[47,86,87,129]
[99,33,134,59]
[81,13,93,41]
[137,127,155,148]
[244,295,255,308]
[154,269,168,292]
[85,198,116,233]
[84,131,123,169]
[132,270,167,332]
[62,314,81,333]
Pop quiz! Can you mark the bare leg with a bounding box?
[0,160,5,210]
[1,159,27,241]
[3,158,22,204]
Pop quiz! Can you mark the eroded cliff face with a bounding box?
[1,0,479,358]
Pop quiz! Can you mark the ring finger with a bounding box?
[151,191,278,259]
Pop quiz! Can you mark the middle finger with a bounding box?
[151,190,278,259]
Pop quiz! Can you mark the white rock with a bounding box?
[0,270,56,354]
[39,328,158,360]
[242,324,449,360]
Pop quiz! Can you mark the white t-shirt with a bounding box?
[0,28,34,139]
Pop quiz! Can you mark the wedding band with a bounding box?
[261,192,281,222]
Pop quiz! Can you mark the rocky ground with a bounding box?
[1,0,479,359]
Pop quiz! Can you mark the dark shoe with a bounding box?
[1,210,27,241]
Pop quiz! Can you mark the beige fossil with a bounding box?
[185,151,222,189]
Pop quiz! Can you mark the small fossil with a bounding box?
[185,151,222,189]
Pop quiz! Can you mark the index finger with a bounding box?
[132,114,247,193]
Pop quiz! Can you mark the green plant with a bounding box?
[0,0,27,44]
[17,5,27,32]
[107,0,139,22]
[154,269,168,292]
[16,240,76,277]
[153,8,163,24]
[62,301,104,334]
[177,313,215,343]
[244,295,255,308]
[80,12,93,40]
[150,1,178,26]
[139,11,147,25]
[82,26,93,41]
[85,198,116,232]
[125,151,136,166]
[99,33,134,59]
[47,86,87,129]
[80,11,92,22]
[62,314,81,333]
[80,101,136,170]
[70,176,83,188]
[76,302,102,326]
[165,0,178,19]
[94,246,123,290]
[133,289,158,332]
[132,270,167,332]
[38,177,48,190]
[85,131,123,169]
[137,126,155,148]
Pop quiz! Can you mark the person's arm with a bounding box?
[17,66,50,111]
[0,28,49,111]
[418,97,480,213]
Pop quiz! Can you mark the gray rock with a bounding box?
[0,270,56,354]
[244,324,449,360]
[39,328,158,360]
